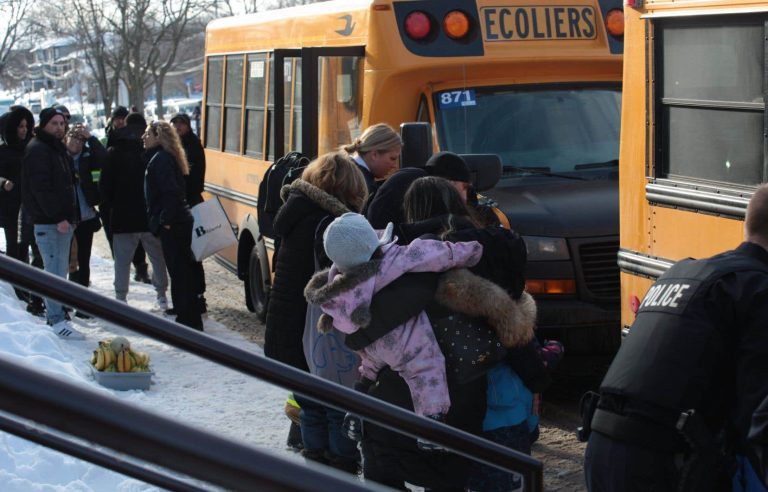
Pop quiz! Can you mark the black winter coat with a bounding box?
[22,129,77,225]
[180,131,205,207]
[145,148,192,235]
[73,136,106,208]
[401,215,528,297]
[0,106,34,226]
[263,179,350,370]
[100,126,152,233]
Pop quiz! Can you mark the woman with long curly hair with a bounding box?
[143,120,203,330]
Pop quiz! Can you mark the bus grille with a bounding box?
[579,241,620,298]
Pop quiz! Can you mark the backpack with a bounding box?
[256,151,310,239]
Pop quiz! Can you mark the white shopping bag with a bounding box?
[190,197,237,261]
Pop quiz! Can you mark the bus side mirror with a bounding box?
[461,154,502,192]
[400,122,432,168]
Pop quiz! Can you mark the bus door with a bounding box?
[272,47,365,161]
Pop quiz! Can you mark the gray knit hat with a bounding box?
[323,213,393,271]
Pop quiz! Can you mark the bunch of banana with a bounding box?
[116,349,132,372]
[91,340,116,371]
[91,339,151,373]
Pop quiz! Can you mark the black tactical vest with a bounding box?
[601,249,768,420]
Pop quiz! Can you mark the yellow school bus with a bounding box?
[618,0,766,335]
[204,0,624,352]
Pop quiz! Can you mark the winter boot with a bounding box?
[286,422,304,452]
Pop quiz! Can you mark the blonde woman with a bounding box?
[263,151,367,472]
[142,121,203,331]
[342,123,402,192]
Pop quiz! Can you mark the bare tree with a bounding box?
[147,1,206,119]
[214,0,320,15]
[217,0,260,15]
[0,0,34,76]
[66,0,125,117]
[108,0,154,112]
[110,0,210,115]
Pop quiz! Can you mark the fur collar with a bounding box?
[280,179,350,218]
[434,269,535,348]
[304,260,382,306]
[305,260,383,333]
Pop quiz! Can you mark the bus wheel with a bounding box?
[246,245,268,322]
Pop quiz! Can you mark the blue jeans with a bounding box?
[34,224,73,325]
[466,422,530,491]
[295,395,359,464]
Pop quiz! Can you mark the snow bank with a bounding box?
[0,249,299,490]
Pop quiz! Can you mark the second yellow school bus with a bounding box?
[203,0,624,352]
[618,0,767,335]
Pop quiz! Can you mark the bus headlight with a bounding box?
[522,236,570,261]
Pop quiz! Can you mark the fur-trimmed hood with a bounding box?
[273,179,351,237]
[434,269,535,348]
[305,259,382,330]
[306,264,536,348]
[281,179,350,217]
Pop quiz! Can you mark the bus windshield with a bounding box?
[435,87,622,174]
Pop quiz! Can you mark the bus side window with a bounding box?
[204,56,224,150]
[245,53,267,159]
[223,55,245,154]
[267,54,276,161]
[657,18,765,186]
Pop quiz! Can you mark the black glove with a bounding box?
[343,412,363,442]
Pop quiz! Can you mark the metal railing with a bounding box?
[0,254,544,490]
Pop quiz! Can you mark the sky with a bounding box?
[0,243,301,491]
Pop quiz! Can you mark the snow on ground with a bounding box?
[0,245,298,490]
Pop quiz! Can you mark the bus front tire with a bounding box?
[246,245,268,322]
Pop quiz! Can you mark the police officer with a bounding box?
[583,184,768,491]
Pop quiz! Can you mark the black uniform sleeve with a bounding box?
[732,275,768,438]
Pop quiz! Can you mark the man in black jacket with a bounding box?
[21,107,83,339]
[584,184,768,491]
[171,112,207,316]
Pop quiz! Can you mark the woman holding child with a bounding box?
[327,174,557,491]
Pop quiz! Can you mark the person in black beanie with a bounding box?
[426,151,502,227]
[425,151,472,201]
[100,112,168,308]
[100,104,151,284]
[21,107,83,339]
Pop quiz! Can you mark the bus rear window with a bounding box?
[435,87,621,174]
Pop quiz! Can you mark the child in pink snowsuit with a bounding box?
[305,212,483,418]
